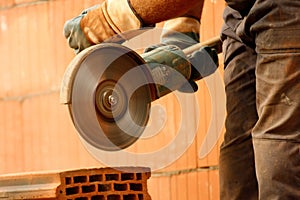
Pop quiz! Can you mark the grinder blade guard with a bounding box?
[61,43,155,151]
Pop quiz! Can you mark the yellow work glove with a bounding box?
[63,0,143,53]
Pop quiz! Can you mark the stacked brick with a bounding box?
[0,167,151,200]
[58,167,151,200]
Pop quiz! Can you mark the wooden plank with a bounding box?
[0,171,61,199]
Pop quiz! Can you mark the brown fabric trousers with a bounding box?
[220,1,300,199]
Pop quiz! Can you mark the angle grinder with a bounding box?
[60,36,221,151]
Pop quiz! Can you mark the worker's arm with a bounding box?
[130,0,204,24]
[63,0,205,53]
[63,0,219,94]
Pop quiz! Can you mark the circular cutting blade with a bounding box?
[69,43,154,151]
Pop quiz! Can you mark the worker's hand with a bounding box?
[172,46,218,93]
[64,5,99,54]
[144,17,200,93]
[145,17,218,93]
[188,46,219,79]
[63,0,143,53]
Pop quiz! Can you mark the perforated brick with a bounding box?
[58,167,151,200]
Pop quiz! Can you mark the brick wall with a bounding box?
[0,0,225,199]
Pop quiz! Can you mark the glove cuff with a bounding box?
[104,0,142,33]
[81,0,142,44]
[162,17,200,42]
[163,17,200,33]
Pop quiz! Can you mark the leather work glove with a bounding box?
[63,5,98,54]
[63,0,143,53]
[179,46,218,93]
[145,17,219,93]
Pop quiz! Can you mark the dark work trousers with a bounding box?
[219,1,300,199]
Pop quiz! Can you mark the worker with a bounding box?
[63,0,218,93]
[63,0,300,199]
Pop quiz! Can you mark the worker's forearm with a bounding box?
[182,1,204,20]
[129,0,205,25]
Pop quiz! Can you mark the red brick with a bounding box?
[0,0,14,8]
[148,168,219,200]
[0,100,24,173]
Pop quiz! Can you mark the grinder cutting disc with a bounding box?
[69,43,154,151]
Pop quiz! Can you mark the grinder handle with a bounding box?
[182,36,222,55]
